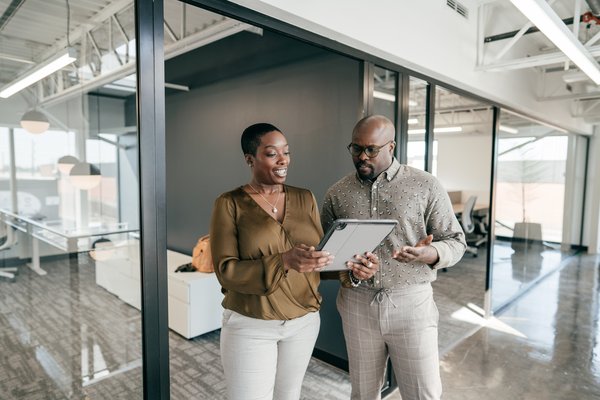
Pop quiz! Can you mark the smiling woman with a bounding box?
[209,122,334,400]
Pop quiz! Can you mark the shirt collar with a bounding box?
[355,158,401,184]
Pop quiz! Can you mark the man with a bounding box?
[321,115,466,400]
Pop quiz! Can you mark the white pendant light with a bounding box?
[57,155,79,175]
[20,110,50,134]
[69,162,101,190]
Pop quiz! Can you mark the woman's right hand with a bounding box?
[282,244,334,273]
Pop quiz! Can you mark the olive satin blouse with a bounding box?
[209,185,323,320]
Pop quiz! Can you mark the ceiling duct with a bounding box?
[587,0,600,15]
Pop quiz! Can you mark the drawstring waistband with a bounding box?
[371,288,397,308]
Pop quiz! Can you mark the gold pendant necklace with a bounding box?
[248,184,281,213]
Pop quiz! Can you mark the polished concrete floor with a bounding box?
[386,253,600,400]
[439,253,600,400]
[1,251,598,399]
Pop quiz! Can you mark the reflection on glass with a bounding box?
[0,0,141,397]
[373,66,396,121]
[492,110,581,311]
[429,86,493,347]
[407,77,427,170]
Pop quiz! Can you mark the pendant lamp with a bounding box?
[20,110,50,134]
[69,162,101,190]
[57,155,79,175]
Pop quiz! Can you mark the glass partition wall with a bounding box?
[490,111,584,311]
[430,86,494,348]
[0,0,142,398]
[407,77,429,170]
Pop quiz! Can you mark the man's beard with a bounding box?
[355,161,375,181]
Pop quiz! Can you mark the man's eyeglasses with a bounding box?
[347,140,393,158]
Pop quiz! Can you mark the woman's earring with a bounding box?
[248,163,252,167]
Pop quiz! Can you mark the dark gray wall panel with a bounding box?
[165,53,359,253]
[165,50,360,366]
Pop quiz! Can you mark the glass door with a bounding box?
[491,110,580,311]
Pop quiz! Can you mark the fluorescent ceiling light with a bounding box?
[509,0,600,84]
[434,126,463,133]
[373,90,418,106]
[373,90,395,102]
[499,125,519,134]
[0,47,77,98]
[408,118,418,125]
[561,70,588,83]
[408,126,463,134]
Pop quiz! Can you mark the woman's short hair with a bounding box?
[241,123,281,156]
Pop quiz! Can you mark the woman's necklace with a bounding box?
[248,184,282,214]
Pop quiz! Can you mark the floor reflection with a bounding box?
[0,255,142,399]
[440,254,600,400]
[491,240,569,310]
[433,246,487,352]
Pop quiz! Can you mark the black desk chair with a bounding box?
[0,222,18,281]
[460,196,487,257]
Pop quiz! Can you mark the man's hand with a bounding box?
[392,234,439,266]
[346,252,379,280]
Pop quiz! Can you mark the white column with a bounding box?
[587,128,600,254]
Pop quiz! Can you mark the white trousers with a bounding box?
[337,284,442,400]
[220,310,320,400]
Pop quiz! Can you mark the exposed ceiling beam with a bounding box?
[484,16,576,43]
[477,44,600,71]
[0,51,34,64]
[0,0,26,31]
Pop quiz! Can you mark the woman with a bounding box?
[210,123,377,400]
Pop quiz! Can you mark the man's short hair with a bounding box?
[241,123,281,156]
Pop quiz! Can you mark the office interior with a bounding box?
[0,0,599,399]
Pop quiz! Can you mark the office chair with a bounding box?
[460,195,487,257]
[0,222,18,281]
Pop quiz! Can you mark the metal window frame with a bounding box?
[135,0,170,399]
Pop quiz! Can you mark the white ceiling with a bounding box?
[1,0,599,127]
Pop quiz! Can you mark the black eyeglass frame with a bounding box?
[347,140,394,158]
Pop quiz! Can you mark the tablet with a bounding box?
[317,219,397,271]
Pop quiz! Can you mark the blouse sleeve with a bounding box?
[209,194,286,296]
[309,191,324,238]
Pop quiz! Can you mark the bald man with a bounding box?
[321,115,466,400]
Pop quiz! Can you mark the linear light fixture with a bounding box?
[408,126,463,134]
[509,0,600,84]
[408,118,419,125]
[373,90,417,106]
[373,90,395,102]
[499,125,519,134]
[0,47,77,98]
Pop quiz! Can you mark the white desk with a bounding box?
[0,208,135,276]
[96,247,224,338]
